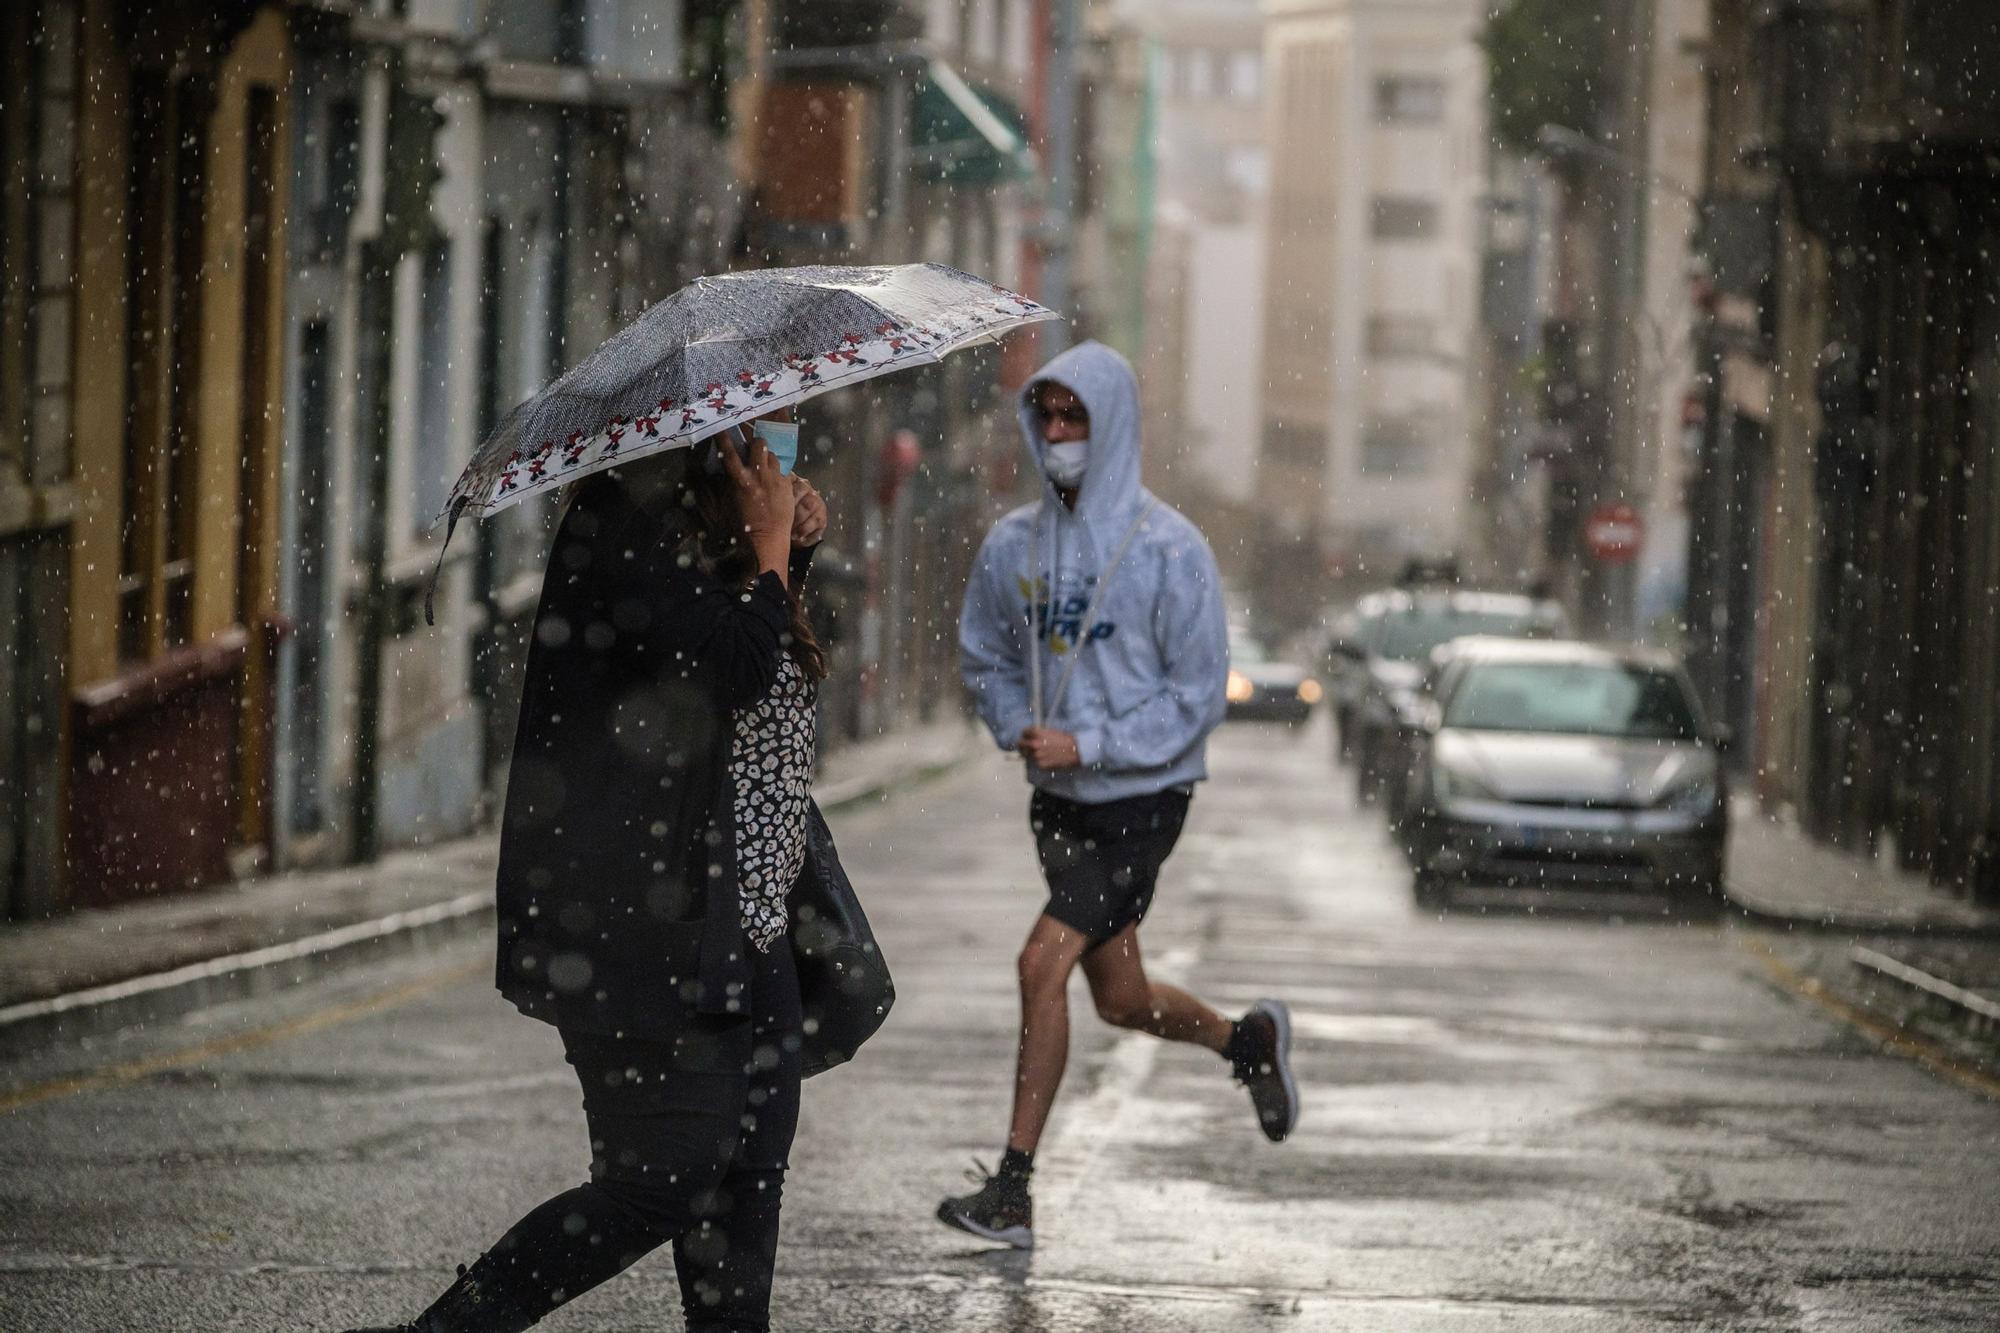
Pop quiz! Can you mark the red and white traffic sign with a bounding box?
[1583,501,1644,565]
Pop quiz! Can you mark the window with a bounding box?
[1371,197,1438,240]
[1231,52,1262,102]
[119,71,211,660]
[1443,662,1701,741]
[1184,50,1213,100]
[1375,74,1444,124]
[412,236,455,539]
[237,89,280,626]
[1359,417,1432,476]
[1263,420,1327,469]
[1367,315,1435,358]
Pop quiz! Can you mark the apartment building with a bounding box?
[1257,0,1486,590]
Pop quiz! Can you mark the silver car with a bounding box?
[1399,638,1729,915]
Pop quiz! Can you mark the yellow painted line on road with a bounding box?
[1740,936,2000,1103]
[0,959,484,1115]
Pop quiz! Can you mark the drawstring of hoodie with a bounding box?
[1029,496,1156,730]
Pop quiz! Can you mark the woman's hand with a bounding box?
[790,475,828,548]
[719,428,796,582]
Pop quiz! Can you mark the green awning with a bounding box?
[913,61,1036,186]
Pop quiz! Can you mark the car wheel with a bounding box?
[1413,869,1448,911]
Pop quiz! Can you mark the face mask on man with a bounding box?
[754,419,801,475]
[1044,440,1089,488]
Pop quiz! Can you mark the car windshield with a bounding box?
[1376,607,1553,661]
[1442,661,1702,740]
[1230,634,1270,665]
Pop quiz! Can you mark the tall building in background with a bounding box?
[1131,0,1269,569]
[1256,0,1486,626]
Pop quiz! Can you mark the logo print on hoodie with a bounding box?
[1016,573,1117,654]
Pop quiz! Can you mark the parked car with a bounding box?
[1398,637,1730,915]
[1324,590,1570,804]
[1225,632,1321,724]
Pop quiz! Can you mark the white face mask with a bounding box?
[1044,440,1089,488]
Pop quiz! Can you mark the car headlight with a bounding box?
[1297,678,1324,704]
[1433,762,1500,803]
[1226,669,1254,703]
[1656,774,1719,815]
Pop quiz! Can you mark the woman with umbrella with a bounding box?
[346,264,1051,1332]
[346,420,827,1333]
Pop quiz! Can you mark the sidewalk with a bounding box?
[0,716,982,1056]
[1725,795,2000,1055]
[1724,794,2000,934]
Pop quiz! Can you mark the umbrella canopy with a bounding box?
[442,262,1059,525]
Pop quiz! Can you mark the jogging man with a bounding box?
[939,340,1298,1250]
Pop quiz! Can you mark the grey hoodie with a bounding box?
[958,341,1229,803]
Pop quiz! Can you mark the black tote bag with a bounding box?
[789,799,895,1078]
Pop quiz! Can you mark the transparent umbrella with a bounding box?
[424,262,1056,621]
[445,262,1055,522]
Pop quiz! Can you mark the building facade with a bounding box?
[1256,0,1486,627]
[1132,0,1268,575]
[268,0,705,873]
[58,0,295,908]
[1688,0,2000,901]
[0,0,83,919]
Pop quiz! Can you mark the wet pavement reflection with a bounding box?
[3,718,1998,1330]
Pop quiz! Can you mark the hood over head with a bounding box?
[1017,340,1145,525]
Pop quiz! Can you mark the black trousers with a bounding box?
[480,943,803,1332]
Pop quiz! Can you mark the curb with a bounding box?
[1723,889,2000,940]
[0,892,495,1060]
[1850,946,2000,1036]
[0,736,980,1062]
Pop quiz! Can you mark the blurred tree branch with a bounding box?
[1482,0,1608,157]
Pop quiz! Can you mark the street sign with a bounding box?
[1583,501,1644,564]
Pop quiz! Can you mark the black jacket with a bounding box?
[493,468,811,1069]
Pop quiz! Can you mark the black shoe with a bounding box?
[1232,999,1300,1142]
[936,1159,1034,1249]
[340,1257,538,1333]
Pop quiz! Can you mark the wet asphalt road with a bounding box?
[4,718,2000,1331]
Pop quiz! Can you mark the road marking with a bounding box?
[872,1268,1715,1321]
[1740,937,2000,1102]
[0,959,484,1115]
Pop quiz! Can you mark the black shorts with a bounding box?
[1030,787,1192,946]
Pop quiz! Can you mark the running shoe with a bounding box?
[1232,999,1300,1142]
[936,1159,1034,1249]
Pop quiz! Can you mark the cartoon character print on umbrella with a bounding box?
[561,430,590,471]
[526,442,556,486]
[825,333,869,367]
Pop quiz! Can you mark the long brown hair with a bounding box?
[669,446,830,680]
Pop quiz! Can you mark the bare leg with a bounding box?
[1006,914,1095,1154]
[1081,923,1233,1052]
